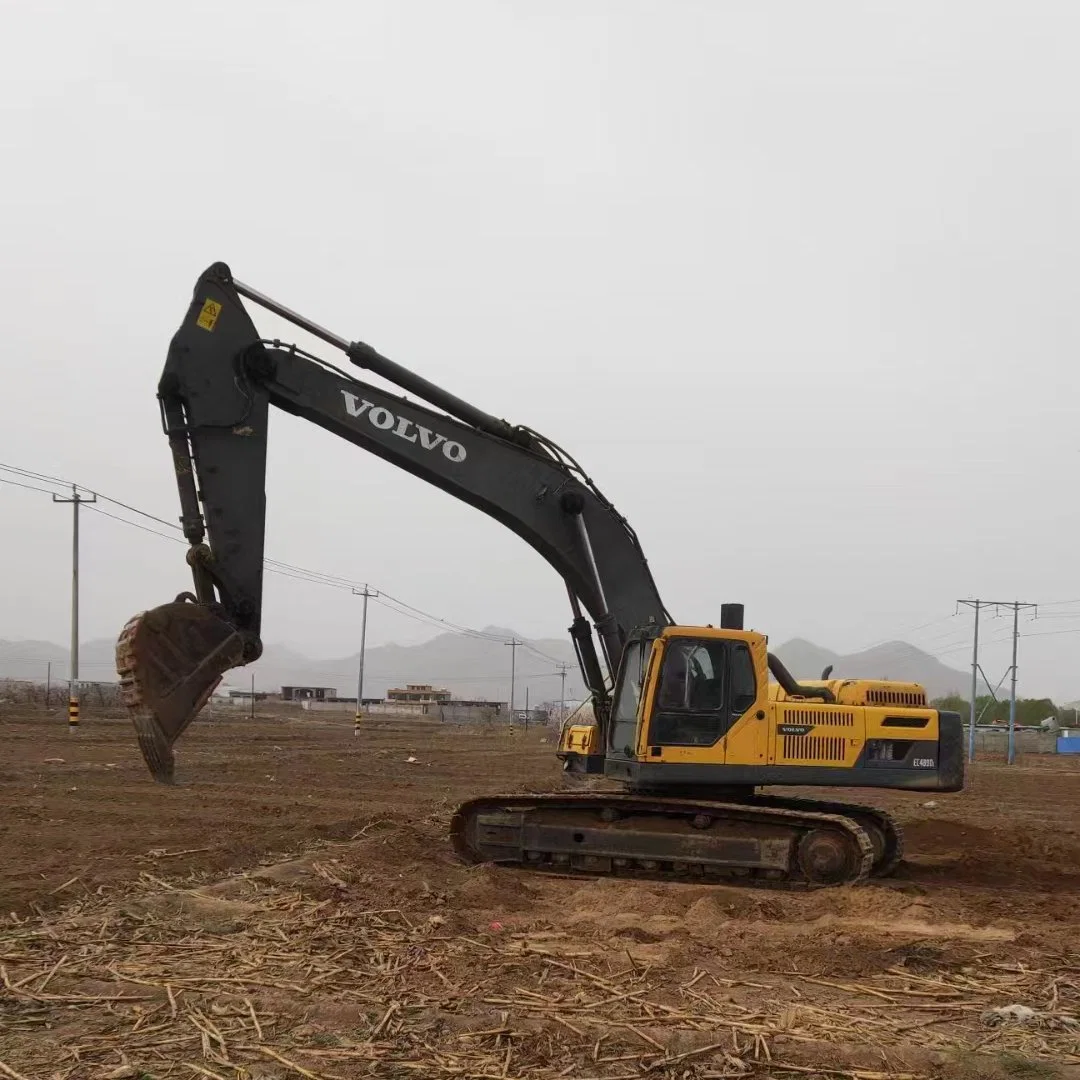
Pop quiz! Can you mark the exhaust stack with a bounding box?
[720,603,744,630]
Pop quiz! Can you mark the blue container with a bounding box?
[1056,736,1080,754]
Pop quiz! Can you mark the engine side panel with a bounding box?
[605,711,965,792]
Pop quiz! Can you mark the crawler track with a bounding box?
[450,792,875,888]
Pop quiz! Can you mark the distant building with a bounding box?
[281,686,337,702]
[445,699,504,711]
[437,700,507,724]
[386,683,451,705]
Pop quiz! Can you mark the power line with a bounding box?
[850,612,960,654]
[371,594,509,643]
[518,640,565,665]
[0,657,576,684]
[2,460,566,662]
[19,459,1073,694]
[85,503,186,543]
[848,597,1080,658]
[0,463,72,489]
[0,476,63,497]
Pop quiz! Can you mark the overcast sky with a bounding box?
[2,1,1078,698]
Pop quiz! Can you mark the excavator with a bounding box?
[116,262,964,889]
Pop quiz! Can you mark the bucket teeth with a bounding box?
[115,601,245,782]
[131,709,178,784]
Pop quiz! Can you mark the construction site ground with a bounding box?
[3,708,1080,1080]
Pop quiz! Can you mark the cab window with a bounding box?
[730,642,757,714]
[647,638,756,747]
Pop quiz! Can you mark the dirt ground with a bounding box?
[3,707,1080,1079]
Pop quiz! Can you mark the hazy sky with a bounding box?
[2,2,1078,697]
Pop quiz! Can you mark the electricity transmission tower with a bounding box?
[957,598,1037,765]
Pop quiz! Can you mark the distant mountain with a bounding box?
[772,637,983,700]
[0,629,983,705]
[0,628,582,707]
[0,638,80,681]
[770,639,841,682]
[234,626,581,705]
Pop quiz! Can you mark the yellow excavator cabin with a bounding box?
[558,619,964,797]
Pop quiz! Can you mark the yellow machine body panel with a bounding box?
[769,679,929,708]
[560,623,963,799]
[766,701,865,768]
[863,707,939,741]
[561,723,601,757]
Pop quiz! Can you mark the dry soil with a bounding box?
[2,708,1080,1079]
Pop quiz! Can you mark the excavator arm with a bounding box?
[118,262,670,781]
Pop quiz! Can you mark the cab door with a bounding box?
[722,638,770,767]
[641,636,766,765]
[607,638,652,760]
[642,638,729,764]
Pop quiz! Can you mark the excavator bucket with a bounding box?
[115,600,246,783]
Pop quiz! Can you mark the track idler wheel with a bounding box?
[797,827,864,886]
[747,795,904,879]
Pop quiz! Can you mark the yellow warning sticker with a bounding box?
[196,298,222,331]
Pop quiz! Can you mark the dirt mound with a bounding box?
[123,890,262,933]
[448,864,546,924]
[902,814,1080,890]
[561,876,685,917]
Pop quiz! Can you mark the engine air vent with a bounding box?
[780,734,848,763]
[783,707,855,729]
[881,715,930,728]
[866,688,927,707]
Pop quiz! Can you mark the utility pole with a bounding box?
[505,639,522,727]
[958,599,1036,765]
[557,662,571,725]
[53,485,95,730]
[352,585,379,731]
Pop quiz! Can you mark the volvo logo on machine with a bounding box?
[778,724,814,736]
[340,391,467,463]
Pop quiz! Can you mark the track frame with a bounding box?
[450,792,876,888]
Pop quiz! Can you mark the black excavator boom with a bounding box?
[116,262,669,781]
